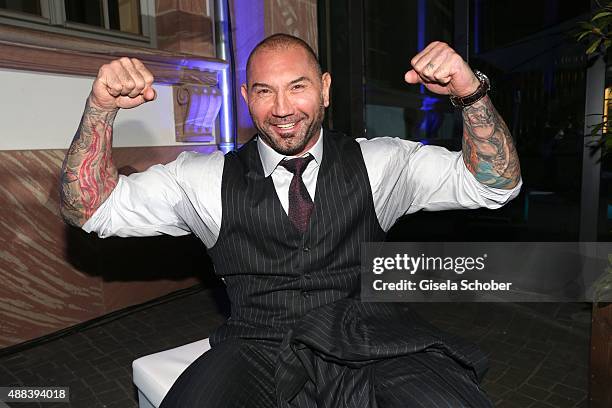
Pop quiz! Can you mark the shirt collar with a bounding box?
[257,128,323,177]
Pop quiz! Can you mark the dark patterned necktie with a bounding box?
[280,155,315,233]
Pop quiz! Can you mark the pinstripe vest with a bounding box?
[207,130,385,344]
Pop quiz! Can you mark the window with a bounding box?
[65,0,142,35]
[0,0,154,46]
[364,0,456,141]
[360,0,593,242]
[0,0,42,16]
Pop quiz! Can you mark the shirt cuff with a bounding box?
[461,161,522,207]
[81,177,122,237]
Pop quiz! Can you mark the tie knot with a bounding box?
[280,154,314,176]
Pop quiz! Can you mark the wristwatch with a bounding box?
[449,70,490,108]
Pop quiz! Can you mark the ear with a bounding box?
[321,72,331,107]
[240,83,248,104]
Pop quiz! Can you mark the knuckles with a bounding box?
[450,52,462,64]
[96,57,154,97]
[109,59,123,69]
[98,64,111,76]
[411,41,461,74]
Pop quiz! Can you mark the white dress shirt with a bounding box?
[83,130,521,248]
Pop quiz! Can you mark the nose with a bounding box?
[271,91,294,118]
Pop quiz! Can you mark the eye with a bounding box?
[256,88,271,95]
[292,84,306,91]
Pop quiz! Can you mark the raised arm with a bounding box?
[60,58,156,227]
[404,41,520,190]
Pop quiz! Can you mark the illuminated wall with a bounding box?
[231,0,319,144]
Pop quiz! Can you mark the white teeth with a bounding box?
[276,123,295,129]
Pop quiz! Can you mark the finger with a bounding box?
[108,59,135,96]
[404,69,422,84]
[99,67,123,97]
[410,41,446,79]
[119,57,145,98]
[131,58,155,87]
[131,58,156,101]
[410,41,440,69]
[142,87,156,102]
[428,49,456,85]
[404,41,439,84]
[404,70,439,90]
[413,46,447,82]
[116,94,148,109]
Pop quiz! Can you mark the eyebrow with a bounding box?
[250,76,312,90]
[289,76,312,85]
[250,82,271,90]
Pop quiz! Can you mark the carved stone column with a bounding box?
[172,67,223,143]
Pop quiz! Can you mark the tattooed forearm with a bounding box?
[462,96,520,189]
[60,98,119,227]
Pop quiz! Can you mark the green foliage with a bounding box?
[576,2,612,55]
[577,2,612,156]
[592,254,612,302]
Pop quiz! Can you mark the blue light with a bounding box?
[215,0,236,153]
[231,0,266,139]
[163,58,231,147]
[219,66,233,153]
[417,0,426,94]
[417,0,426,52]
[419,96,439,111]
[418,96,442,137]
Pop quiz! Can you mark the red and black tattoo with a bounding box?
[60,99,119,227]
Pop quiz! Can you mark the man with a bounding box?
[60,34,520,407]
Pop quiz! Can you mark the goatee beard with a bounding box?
[256,104,325,156]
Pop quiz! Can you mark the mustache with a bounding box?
[267,114,307,125]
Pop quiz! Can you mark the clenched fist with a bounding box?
[404,41,479,98]
[89,57,156,111]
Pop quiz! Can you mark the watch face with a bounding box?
[474,70,491,90]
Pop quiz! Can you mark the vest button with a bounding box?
[303,246,310,252]
[302,290,310,298]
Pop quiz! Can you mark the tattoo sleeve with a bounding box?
[462,96,521,189]
[60,98,119,227]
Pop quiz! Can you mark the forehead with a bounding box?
[248,46,318,85]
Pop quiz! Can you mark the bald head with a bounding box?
[246,33,322,87]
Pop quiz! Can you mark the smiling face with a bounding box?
[241,45,331,156]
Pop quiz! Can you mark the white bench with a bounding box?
[132,338,211,408]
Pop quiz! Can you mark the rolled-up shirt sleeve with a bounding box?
[82,150,224,247]
[359,137,522,231]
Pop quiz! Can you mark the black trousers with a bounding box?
[159,338,493,408]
